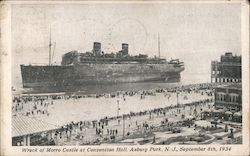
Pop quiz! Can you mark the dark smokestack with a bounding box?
[122,43,128,55]
[93,42,101,56]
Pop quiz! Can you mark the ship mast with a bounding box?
[49,27,52,66]
[158,32,161,59]
[52,42,56,63]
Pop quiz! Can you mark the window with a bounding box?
[229,94,238,103]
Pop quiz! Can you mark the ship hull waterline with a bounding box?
[20,64,184,88]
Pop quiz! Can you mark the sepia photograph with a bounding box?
[1,0,249,155]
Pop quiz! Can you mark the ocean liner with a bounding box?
[20,38,184,88]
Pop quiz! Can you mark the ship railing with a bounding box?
[168,59,184,64]
[25,63,53,66]
[79,57,166,62]
[77,61,167,64]
[78,58,167,64]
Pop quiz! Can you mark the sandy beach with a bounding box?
[12,85,213,125]
[12,83,242,146]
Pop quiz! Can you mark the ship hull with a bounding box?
[20,63,184,88]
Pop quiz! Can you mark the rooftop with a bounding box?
[12,115,60,137]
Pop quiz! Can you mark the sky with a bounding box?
[11,2,242,87]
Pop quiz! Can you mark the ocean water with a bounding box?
[12,72,210,95]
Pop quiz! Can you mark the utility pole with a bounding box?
[177,92,179,106]
[117,100,120,125]
[122,115,125,138]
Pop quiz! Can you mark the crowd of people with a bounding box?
[12,83,215,117]
[49,97,214,145]
[12,96,53,117]
[12,83,220,145]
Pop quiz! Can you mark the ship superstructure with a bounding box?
[21,41,184,88]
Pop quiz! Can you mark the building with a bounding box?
[214,83,242,112]
[211,52,241,83]
[12,115,59,146]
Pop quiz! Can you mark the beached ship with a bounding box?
[20,40,184,88]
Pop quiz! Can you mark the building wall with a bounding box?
[211,61,241,83]
[214,87,242,112]
[211,53,241,83]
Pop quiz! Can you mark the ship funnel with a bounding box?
[122,43,128,55]
[225,52,233,57]
[93,42,101,56]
